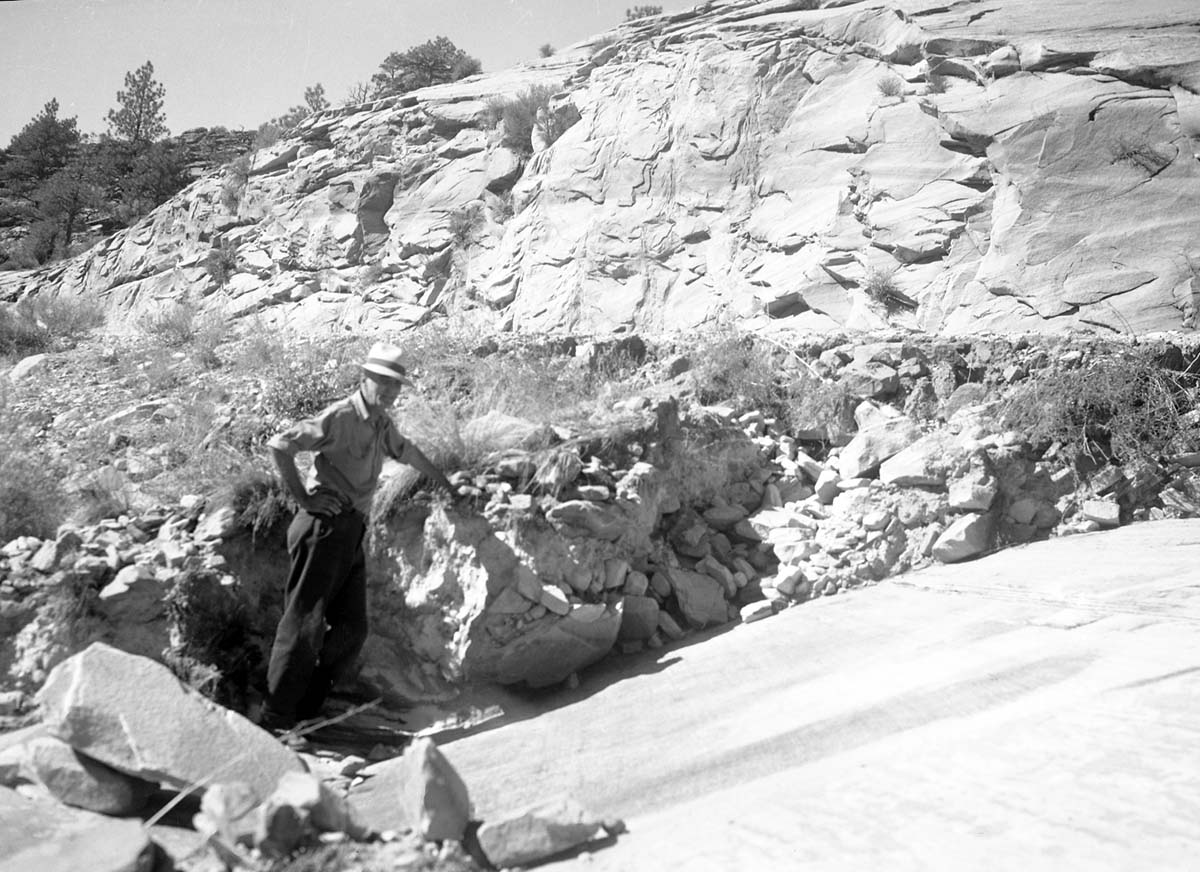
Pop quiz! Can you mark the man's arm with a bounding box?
[271,446,344,516]
[402,443,455,495]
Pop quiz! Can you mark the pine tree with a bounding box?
[370,37,481,98]
[106,61,168,144]
[1,99,81,199]
[34,153,105,257]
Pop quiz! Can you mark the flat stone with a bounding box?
[540,584,571,616]
[25,736,154,815]
[1081,498,1122,528]
[545,500,630,540]
[476,796,607,868]
[740,601,777,624]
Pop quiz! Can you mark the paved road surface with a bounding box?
[441,519,1200,870]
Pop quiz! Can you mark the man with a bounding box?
[259,341,454,731]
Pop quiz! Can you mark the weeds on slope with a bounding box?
[1000,345,1200,468]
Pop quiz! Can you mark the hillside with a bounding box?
[2,0,1200,336]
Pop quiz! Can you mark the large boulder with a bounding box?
[36,643,305,805]
[482,605,623,688]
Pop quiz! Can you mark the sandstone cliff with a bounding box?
[2,0,1199,336]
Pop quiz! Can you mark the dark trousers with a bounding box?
[264,509,369,723]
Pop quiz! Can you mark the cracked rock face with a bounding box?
[3,0,1200,336]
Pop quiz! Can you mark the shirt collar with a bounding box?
[350,388,373,421]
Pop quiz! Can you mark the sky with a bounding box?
[0,0,696,144]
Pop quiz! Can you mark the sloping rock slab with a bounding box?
[0,785,161,872]
[36,642,305,804]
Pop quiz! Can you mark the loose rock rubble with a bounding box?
[3,332,1200,719]
[0,645,619,871]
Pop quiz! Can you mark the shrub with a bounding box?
[863,265,899,301]
[1000,347,1199,467]
[220,334,366,451]
[27,294,106,338]
[876,75,905,98]
[220,154,252,211]
[227,470,294,545]
[163,568,260,708]
[356,262,385,290]
[204,238,239,287]
[778,368,856,443]
[0,295,104,360]
[0,432,66,540]
[447,204,482,245]
[138,299,201,346]
[690,330,778,410]
[487,85,570,155]
[1110,139,1172,174]
[0,304,51,358]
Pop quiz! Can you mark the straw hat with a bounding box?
[361,342,414,385]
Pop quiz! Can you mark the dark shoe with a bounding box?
[257,707,297,732]
[326,687,384,707]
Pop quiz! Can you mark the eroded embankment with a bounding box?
[5,331,1197,724]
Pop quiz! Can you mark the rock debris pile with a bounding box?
[4,333,1200,715]
[0,644,620,871]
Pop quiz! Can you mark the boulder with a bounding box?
[1081,498,1122,528]
[7,353,49,383]
[545,500,630,540]
[486,607,622,688]
[25,735,154,815]
[837,417,923,479]
[349,738,471,841]
[476,796,608,868]
[667,568,730,629]
[931,513,993,563]
[879,431,957,487]
[36,643,304,805]
[95,563,163,623]
[618,595,660,642]
[949,469,998,511]
[257,771,368,856]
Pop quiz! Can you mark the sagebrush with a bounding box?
[1000,347,1200,466]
